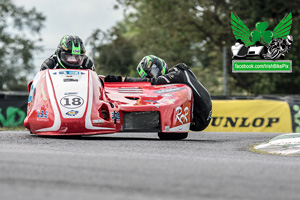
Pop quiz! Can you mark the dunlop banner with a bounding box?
[206,99,292,133]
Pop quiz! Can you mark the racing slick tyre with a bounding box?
[158,132,188,140]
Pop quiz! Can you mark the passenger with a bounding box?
[104,55,212,131]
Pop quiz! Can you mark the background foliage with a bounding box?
[0,0,45,91]
[1,0,299,95]
[89,0,300,95]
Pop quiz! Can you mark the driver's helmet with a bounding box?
[136,55,168,78]
[56,35,86,68]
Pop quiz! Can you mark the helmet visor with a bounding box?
[60,52,84,68]
[147,64,160,78]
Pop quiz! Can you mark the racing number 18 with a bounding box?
[62,97,82,106]
[60,96,84,108]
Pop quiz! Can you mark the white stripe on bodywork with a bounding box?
[85,71,114,130]
[164,123,190,132]
[36,71,61,132]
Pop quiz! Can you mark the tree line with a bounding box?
[1,0,299,95]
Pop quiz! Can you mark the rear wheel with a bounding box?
[158,132,188,140]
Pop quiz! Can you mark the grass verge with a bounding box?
[249,144,278,155]
[0,126,27,131]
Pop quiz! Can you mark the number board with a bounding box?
[60,95,84,109]
[50,69,89,119]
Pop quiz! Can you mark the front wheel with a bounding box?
[158,132,188,140]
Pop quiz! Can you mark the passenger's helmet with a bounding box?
[137,55,168,78]
[56,35,86,68]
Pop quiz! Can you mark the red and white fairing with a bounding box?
[24,69,192,136]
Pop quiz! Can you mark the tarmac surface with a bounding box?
[1,131,300,200]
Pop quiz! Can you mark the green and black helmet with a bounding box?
[137,55,168,78]
[56,35,86,68]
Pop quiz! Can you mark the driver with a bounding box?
[40,35,95,71]
[104,55,212,131]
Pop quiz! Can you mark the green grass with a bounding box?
[249,144,277,155]
[249,144,291,156]
[0,126,27,131]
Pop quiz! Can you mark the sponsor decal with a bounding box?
[111,111,120,120]
[59,71,78,75]
[62,44,68,51]
[207,110,212,121]
[144,100,159,104]
[111,111,120,123]
[153,87,185,94]
[144,95,158,98]
[159,99,175,104]
[53,71,84,75]
[60,95,84,109]
[118,87,143,93]
[28,72,40,103]
[73,49,80,54]
[37,110,48,118]
[176,106,189,126]
[65,110,79,116]
[205,100,292,133]
[93,119,105,124]
[64,92,78,95]
[153,85,175,88]
[63,79,78,82]
[210,117,279,128]
[161,94,174,97]
[28,85,35,103]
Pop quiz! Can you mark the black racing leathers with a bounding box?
[40,53,95,71]
[125,63,212,131]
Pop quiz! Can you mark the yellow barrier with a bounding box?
[205,99,292,133]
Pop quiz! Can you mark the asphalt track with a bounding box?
[1,131,300,200]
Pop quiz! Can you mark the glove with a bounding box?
[104,75,122,82]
